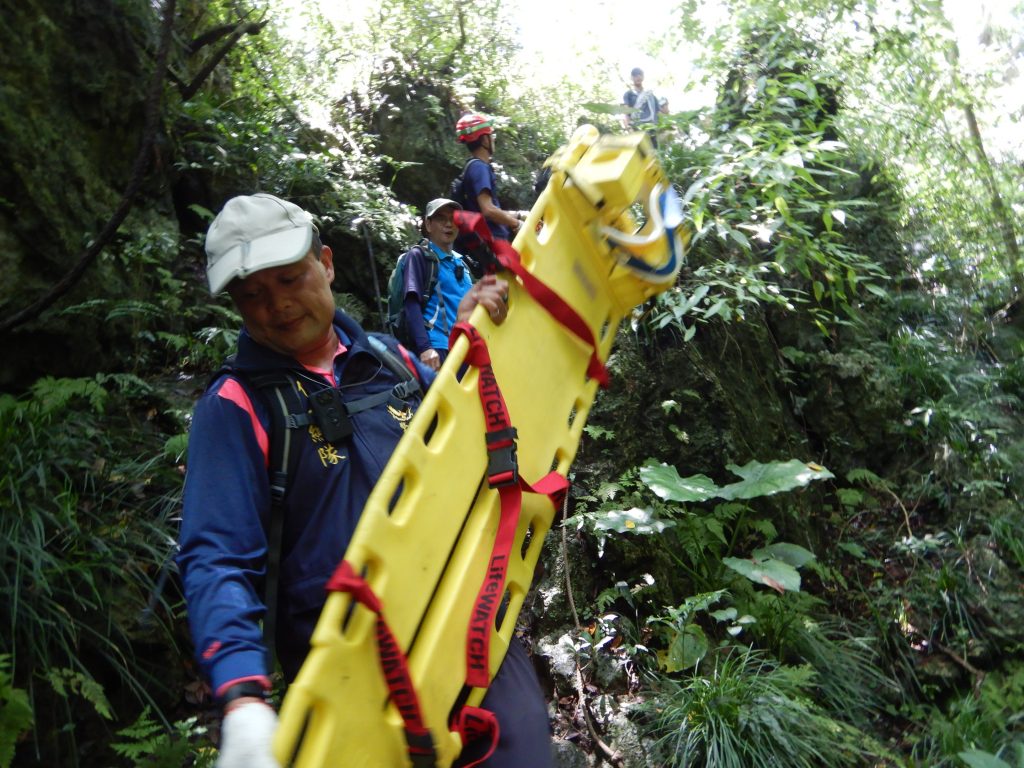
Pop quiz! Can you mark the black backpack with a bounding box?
[448,157,483,210]
[449,158,498,278]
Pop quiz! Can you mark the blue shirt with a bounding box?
[402,241,474,352]
[462,158,512,241]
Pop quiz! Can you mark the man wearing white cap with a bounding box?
[177,194,553,767]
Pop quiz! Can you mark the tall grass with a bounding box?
[0,377,183,766]
[645,645,889,767]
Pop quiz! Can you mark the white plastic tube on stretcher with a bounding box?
[273,125,688,767]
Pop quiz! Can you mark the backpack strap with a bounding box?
[244,369,307,671]
[458,157,484,208]
[416,243,443,332]
[366,334,423,401]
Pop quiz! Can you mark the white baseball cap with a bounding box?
[204,193,317,294]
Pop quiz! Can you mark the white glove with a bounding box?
[216,701,281,768]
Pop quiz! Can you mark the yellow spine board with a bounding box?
[274,125,686,767]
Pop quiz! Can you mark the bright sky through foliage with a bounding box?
[506,0,713,112]
[279,0,1021,156]
[507,0,1020,133]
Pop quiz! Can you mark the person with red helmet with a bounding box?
[454,113,527,242]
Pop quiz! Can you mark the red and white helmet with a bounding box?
[455,113,495,143]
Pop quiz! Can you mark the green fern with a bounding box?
[112,707,215,768]
[0,656,33,768]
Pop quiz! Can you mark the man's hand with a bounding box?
[458,274,510,325]
[217,700,281,768]
[419,348,441,371]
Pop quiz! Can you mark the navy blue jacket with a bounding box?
[177,311,432,694]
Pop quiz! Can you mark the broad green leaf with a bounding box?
[665,624,708,671]
[838,542,867,559]
[680,284,710,313]
[723,556,801,593]
[755,542,816,568]
[704,299,728,319]
[593,507,675,535]
[958,751,1013,768]
[728,228,750,248]
[774,196,790,217]
[640,462,720,502]
[718,460,834,500]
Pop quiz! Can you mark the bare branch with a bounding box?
[179,20,268,101]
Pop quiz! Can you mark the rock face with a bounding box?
[0,0,166,387]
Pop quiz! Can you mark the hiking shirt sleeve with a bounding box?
[464,160,511,241]
[402,247,433,354]
[177,376,274,696]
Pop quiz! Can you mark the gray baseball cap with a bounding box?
[424,198,462,219]
[205,193,317,294]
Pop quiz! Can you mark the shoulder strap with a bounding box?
[213,364,308,672]
[255,373,304,672]
[459,158,485,205]
[417,242,439,292]
[367,334,422,400]
[414,243,443,330]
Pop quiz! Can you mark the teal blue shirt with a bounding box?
[422,241,474,351]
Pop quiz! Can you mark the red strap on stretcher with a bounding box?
[326,561,437,767]
[453,210,609,388]
[452,322,569,691]
[450,706,500,768]
[325,224,595,764]
[444,321,567,766]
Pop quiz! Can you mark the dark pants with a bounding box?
[453,639,553,767]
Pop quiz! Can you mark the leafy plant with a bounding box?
[909,665,1024,767]
[112,707,215,768]
[645,645,887,767]
[0,377,183,765]
[0,656,32,768]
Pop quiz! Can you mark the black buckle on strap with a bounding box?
[392,378,421,400]
[404,728,437,768]
[485,427,519,488]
